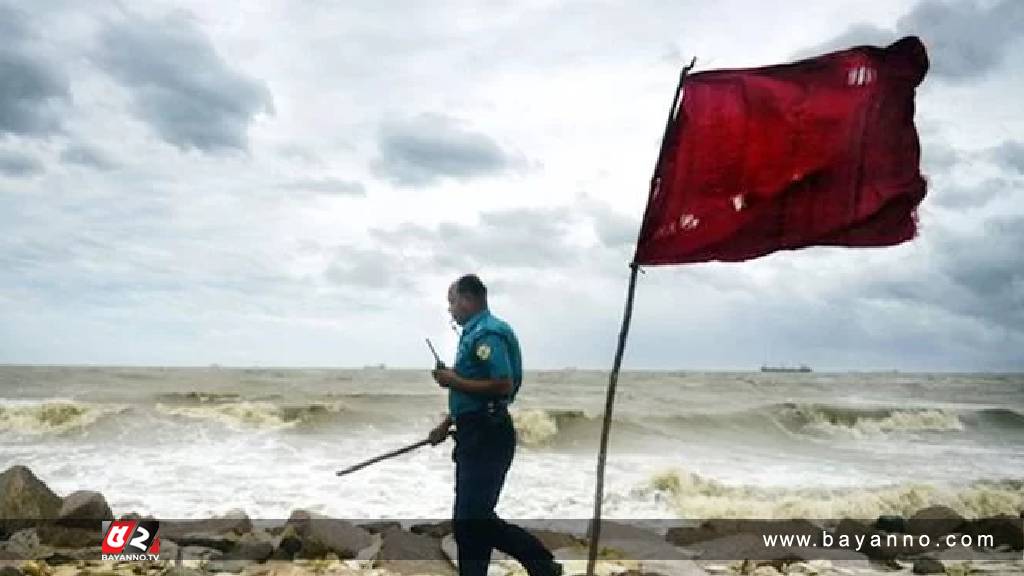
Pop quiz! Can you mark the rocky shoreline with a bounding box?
[1,466,1022,576]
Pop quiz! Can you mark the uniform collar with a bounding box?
[461,308,490,336]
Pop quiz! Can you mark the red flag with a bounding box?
[633,36,929,265]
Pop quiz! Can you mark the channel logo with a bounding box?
[101,520,161,560]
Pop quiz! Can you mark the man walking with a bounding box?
[428,274,563,576]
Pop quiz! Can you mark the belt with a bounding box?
[455,399,509,422]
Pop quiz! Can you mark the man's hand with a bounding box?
[432,368,458,389]
[428,414,453,446]
[427,424,451,445]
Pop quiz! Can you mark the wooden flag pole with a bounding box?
[585,58,695,576]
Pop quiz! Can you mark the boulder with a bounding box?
[859,530,928,562]
[665,525,724,547]
[410,520,453,539]
[0,529,46,560]
[359,521,403,535]
[159,510,251,540]
[0,467,62,534]
[172,533,236,552]
[0,566,23,576]
[665,520,761,547]
[179,545,223,561]
[37,551,76,566]
[203,559,249,573]
[527,529,581,551]
[17,561,50,576]
[585,521,692,560]
[754,555,806,572]
[966,515,1022,550]
[35,524,99,548]
[907,506,965,539]
[55,491,113,529]
[374,528,455,576]
[285,512,374,559]
[874,515,907,534]
[270,526,302,560]
[688,531,870,565]
[911,556,945,574]
[224,532,274,561]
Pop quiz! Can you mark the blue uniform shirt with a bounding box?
[448,308,523,419]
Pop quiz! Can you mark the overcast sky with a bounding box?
[1,0,1021,371]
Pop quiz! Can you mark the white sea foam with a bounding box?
[647,467,1024,519]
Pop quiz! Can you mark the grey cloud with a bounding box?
[371,206,580,271]
[60,143,116,170]
[921,141,960,174]
[365,199,641,275]
[794,23,896,59]
[937,216,1024,331]
[283,177,365,196]
[0,4,69,137]
[578,196,640,249]
[798,0,1024,81]
[931,177,1014,209]
[989,140,1024,174]
[0,149,43,176]
[866,214,1024,333]
[372,113,516,187]
[94,10,273,152]
[323,246,413,291]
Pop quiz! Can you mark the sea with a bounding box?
[1,366,1022,524]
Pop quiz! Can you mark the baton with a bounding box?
[335,429,454,477]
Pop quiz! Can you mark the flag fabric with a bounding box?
[633,36,929,265]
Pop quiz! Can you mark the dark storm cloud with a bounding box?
[936,216,1024,331]
[866,214,1024,333]
[94,10,273,152]
[0,3,70,137]
[372,113,516,187]
[0,149,43,176]
[797,0,1024,81]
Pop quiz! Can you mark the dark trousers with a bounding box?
[452,407,555,576]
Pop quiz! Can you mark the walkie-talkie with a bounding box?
[425,338,445,369]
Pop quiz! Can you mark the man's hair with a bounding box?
[455,274,487,305]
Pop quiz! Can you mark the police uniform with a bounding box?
[448,308,558,576]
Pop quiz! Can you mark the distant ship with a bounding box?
[760,364,812,373]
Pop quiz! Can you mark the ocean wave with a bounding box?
[645,468,1024,519]
[157,391,243,403]
[0,400,129,435]
[155,400,347,430]
[632,403,1021,440]
[773,403,966,437]
[511,408,594,446]
[509,403,1015,448]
